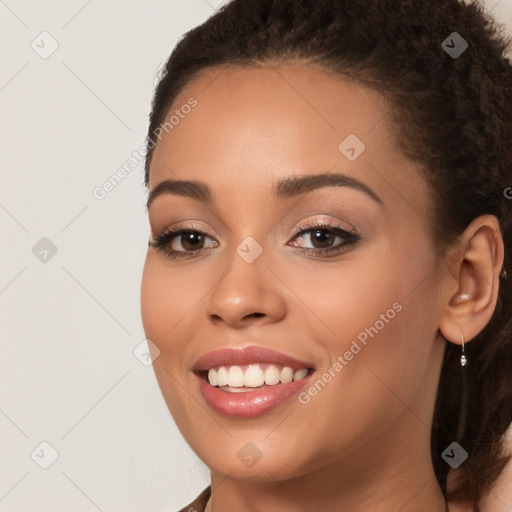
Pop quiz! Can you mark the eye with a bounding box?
[149,220,361,260]
[149,224,218,259]
[289,220,360,256]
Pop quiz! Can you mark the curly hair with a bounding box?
[143,0,512,507]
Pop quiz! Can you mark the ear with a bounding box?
[439,214,504,346]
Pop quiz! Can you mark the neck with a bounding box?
[205,428,448,512]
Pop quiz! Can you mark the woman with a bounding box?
[140,0,512,510]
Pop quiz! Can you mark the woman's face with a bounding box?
[141,63,447,483]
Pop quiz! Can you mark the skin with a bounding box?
[140,63,504,512]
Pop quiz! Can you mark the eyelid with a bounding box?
[289,219,360,246]
[151,221,216,240]
[153,218,355,244]
[151,216,361,259]
[290,215,358,236]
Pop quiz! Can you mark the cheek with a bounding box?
[140,255,206,353]
[140,257,171,346]
[282,240,437,404]
[278,244,401,347]
[140,256,200,419]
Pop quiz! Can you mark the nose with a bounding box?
[203,249,287,329]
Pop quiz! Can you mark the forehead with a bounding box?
[148,63,430,221]
[150,64,389,176]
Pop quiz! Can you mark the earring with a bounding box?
[459,293,470,301]
[460,331,467,367]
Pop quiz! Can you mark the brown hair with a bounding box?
[143,0,512,507]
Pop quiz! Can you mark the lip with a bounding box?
[197,376,312,417]
[193,346,315,418]
[193,345,314,372]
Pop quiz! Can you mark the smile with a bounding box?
[207,363,309,390]
[193,346,315,417]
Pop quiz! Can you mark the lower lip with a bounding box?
[197,374,311,418]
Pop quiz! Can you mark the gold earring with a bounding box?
[460,331,467,367]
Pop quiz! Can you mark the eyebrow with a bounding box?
[145,172,383,210]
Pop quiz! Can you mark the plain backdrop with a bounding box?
[1,1,511,510]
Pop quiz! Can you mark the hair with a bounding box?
[143,0,512,508]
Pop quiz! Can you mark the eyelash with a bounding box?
[149,220,361,260]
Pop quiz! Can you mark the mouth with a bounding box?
[200,363,312,391]
[193,346,315,417]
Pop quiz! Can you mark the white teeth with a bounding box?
[280,367,294,384]
[293,368,308,381]
[264,364,280,385]
[245,365,265,387]
[207,364,309,387]
[227,366,245,387]
[208,368,217,386]
[216,367,228,386]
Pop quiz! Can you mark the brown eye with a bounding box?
[289,222,360,256]
[306,229,337,249]
[175,232,207,251]
[150,227,218,259]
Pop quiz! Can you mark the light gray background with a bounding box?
[1,1,511,510]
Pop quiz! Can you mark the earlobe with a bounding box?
[439,214,504,346]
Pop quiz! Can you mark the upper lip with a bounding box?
[193,345,315,372]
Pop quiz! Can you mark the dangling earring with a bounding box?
[460,331,467,367]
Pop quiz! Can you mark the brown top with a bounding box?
[177,486,211,512]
